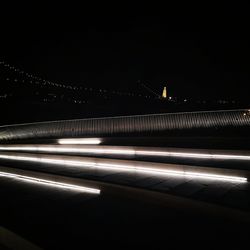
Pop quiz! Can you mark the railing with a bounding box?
[0,109,249,141]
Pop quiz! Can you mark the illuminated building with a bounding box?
[162,86,167,98]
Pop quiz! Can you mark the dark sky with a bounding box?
[1,14,250,100]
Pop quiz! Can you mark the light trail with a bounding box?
[136,150,250,161]
[0,145,135,155]
[0,171,101,194]
[0,153,247,183]
[1,145,250,161]
[57,138,102,145]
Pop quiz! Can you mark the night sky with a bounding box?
[1,14,250,100]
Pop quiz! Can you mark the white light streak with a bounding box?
[95,163,247,183]
[0,154,247,183]
[58,138,102,145]
[0,146,135,155]
[1,145,250,161]
[0,171,100,194]
[136,150,250,161]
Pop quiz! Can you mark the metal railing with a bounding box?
[0,109,249,141]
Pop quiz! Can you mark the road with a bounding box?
[0,168,249,249]
[0,142,250,249]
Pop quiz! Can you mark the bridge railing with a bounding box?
[0,109,249,141]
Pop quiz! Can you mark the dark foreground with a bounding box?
[0,168,249,249]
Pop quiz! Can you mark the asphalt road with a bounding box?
[0,167,250,249]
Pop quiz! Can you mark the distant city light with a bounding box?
[162,86,167,98]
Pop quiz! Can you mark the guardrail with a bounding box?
[0,109,249,141]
